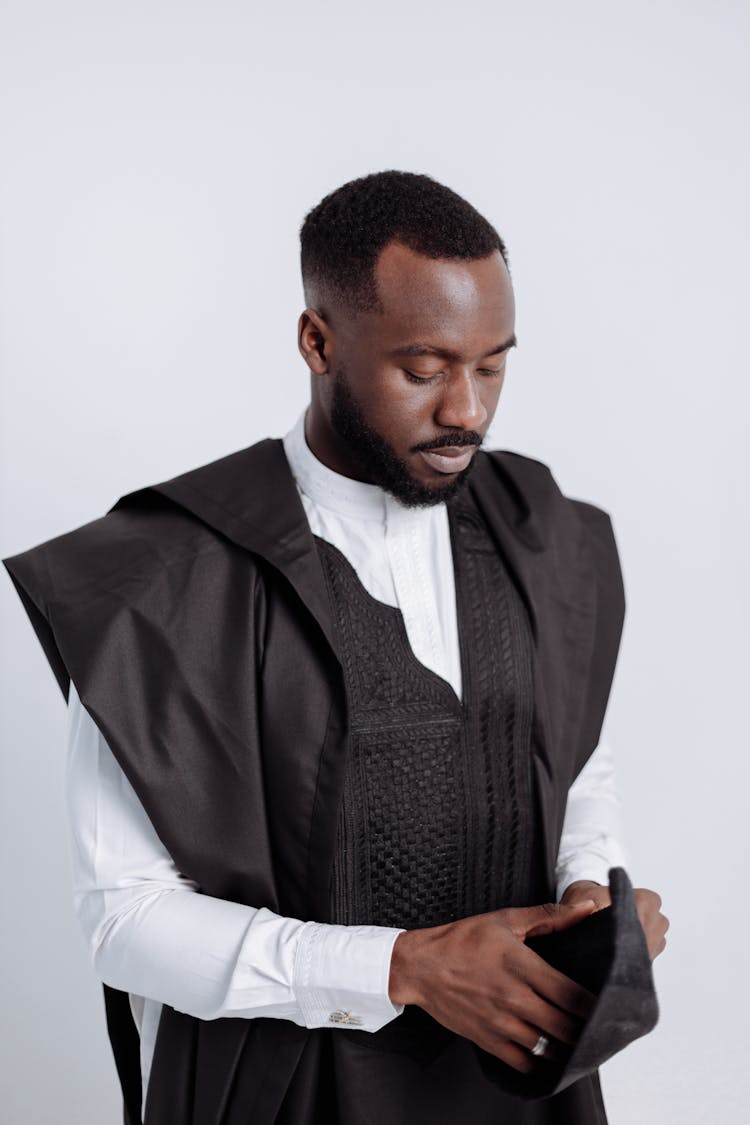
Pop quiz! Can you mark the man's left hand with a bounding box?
[559,879,669,961]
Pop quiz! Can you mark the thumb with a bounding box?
[514,900,597,941]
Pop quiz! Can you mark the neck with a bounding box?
[304,396,375,484]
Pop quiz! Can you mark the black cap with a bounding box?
[476,866,660,1097]
[339,867,659,1099]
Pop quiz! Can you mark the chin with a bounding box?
[385,462,476,509]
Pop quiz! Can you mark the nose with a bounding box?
[434,368,488,432]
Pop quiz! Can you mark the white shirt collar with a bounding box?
[282,407,438,526]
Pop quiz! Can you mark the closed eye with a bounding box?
[404,370,442,384]
[404,364,505,384]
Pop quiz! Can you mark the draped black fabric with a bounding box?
[274,488,608,1124]
[2,440,626,1124]
[275,1033,608,1125]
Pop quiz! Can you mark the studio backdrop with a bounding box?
[1,2,748,1123]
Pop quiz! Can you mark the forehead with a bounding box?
[370,241,515,350]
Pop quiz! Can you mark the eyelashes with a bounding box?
[404,371,438,384]
[404,368,503,385]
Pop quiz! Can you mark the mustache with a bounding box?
[412,432,484,453]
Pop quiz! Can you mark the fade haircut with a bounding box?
[300,170,508,314]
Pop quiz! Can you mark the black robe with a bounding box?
[2,439,625,1125]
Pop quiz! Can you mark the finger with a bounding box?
[585,890,611,912]
[635,891,663,930]
[496,1015,567,1062]
[507,901,597,941]
[649,918,669,956]
[561,884,611,911]
[521,948,597,1021]
[638,908,669,953]
[506,989,587,1046]
[485,1038,535,1073]
[475,1024,564,1072]
[635,889,662,912]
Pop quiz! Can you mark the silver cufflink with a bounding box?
[328,1009,364,1026]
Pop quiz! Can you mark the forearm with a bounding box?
[79,881,403,1028]
[83,885,301,1021]
[66,680,404,1031]
[554,738,629,900]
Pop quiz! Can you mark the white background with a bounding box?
[1,2,748,1122]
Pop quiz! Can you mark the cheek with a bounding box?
[360,370,427,421]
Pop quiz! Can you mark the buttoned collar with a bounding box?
[282,408,438,529]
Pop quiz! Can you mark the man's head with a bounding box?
[298,171,516,507]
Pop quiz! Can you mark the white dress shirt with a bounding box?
[64,409,628,1119]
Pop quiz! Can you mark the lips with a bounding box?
[418,446,477,474]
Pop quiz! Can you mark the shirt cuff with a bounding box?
[555,834,630,901]
[293,921,406,1031]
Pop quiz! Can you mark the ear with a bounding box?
[298,308,332,375]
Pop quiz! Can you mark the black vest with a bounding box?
[319,486,539,932]
[273,491,608,1124]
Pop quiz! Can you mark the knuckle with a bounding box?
[491,1012,520,1040]
[503,982,528,1014]
[501,956,527,989]
[636,888,661,911]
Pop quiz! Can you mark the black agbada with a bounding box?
[3,439,627,1125]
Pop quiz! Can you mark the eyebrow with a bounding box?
[389,335,517,361]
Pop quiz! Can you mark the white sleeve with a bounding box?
[554,738,630,901]
[64,679,404,1031]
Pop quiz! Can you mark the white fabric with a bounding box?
[63,408,628,1117]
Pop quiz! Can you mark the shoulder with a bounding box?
[481,447,627,655]
[2,441,284,703]
[2,485,246,617]
[473,448,624,613]
[475,447,617,544]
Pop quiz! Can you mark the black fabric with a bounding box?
[319,532,472,931]
[1,441,631,1124]
[273,490,618,1122]
[277,1030,609,1125]
[477,866,660,1098]
[448,492,540,913]
[103,985,143,1125]
[275,867,657,1122]
[318,485,537,935]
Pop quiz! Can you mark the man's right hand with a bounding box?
[388,901,598,1073]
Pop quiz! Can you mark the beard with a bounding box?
[329,363,481,508]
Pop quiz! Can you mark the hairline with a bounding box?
[302,239,509,318]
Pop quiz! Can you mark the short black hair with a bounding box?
[300,170,508,314]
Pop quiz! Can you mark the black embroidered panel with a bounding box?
[317,488,537,931]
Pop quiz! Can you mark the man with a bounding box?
[4,170,667,1124]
